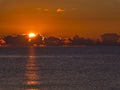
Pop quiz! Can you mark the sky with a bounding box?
[0,0,120,38]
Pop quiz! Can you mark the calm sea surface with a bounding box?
[0,46,120,90]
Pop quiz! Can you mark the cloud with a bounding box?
[44,9,49,12]
[56,8,65,13]
[36,8,41,10]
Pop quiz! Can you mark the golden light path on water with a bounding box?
[24,47,41,90]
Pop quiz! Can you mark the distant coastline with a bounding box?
[0,33,120,47]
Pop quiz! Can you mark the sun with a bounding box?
[28,33,36,38]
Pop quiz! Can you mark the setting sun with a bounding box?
[28,33,36,38]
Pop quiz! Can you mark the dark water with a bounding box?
[0,46,120,90]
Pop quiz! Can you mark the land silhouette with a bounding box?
[0,33,120,47]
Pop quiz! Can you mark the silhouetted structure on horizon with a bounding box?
[29,34,44,45]
[44,36,64,46]
[4,34,29,46]
[1,33,120,47]
[0,39,5,46]
[70,35,94,46]
[101,33,120,45]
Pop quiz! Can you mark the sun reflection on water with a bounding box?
[26,89,39,90]
[26,89,40,90]
[24,47,41,90]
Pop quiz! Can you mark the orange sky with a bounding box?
[0,0,120,38]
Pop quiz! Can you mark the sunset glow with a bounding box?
[28,33,36,38]
[0,0,120,38]
[0,1,120,90]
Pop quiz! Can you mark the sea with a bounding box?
[0,46,120,90]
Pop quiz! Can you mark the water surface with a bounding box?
[0,46,120,90]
